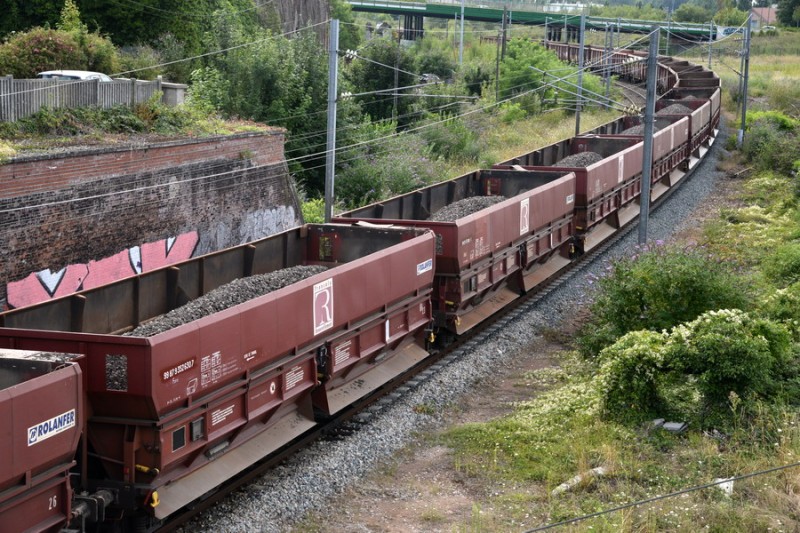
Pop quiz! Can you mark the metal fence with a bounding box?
[0,76,188,122]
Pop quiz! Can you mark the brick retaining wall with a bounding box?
[1,131,303,308]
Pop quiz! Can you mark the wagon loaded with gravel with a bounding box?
[0,349,83,532]
[0,223,435,522]
[334,169,577,334]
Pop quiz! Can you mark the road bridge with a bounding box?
[349,1,715,42]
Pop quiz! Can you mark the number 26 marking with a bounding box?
[48,495,57,510]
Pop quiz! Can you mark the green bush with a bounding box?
[499,102,528,123]
[578,244,751,358]
[0,28,82,77]
[335,159,386,208]
[596,330,669,421]
[762,243,800,285]
[420,115,483,163]
[301,198,325,224]
[742,116,800,175]
[118,45,164,80]
[0,18,119,78]
[666,310,793,406]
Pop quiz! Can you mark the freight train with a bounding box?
[0,43,720,532]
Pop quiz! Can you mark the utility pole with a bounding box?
[459,0,465,65]
[604,22,612,103]
[393,16,401,123]
[639,27,660,245]
[708,21,714,69]
[575,12,586,135]
[495,26,502,102]
[666,0,674,55]
[737,14,752,147]
[501,7,508,60]
[324,19,339,223]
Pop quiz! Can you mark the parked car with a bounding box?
[37,70,113,82]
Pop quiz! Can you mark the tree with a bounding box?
[500,39,604,114]
[674,3,713,22]
[330,0,361,52]
[777,0,800,25]
[0,0,62,39]
[344,37,416,123]
[714,7,749,25]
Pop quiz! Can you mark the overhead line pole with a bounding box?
[737,14,752,148]
[575,12,586,135]
[324,19,339,223]
[639,27,660,245]
[459,0,465,65]
[708,21,714,69]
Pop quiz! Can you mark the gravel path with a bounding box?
[181,122,727,533]
[430,196,506,221]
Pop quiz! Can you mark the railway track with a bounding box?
[167,123,717,531]
[0,38,721,533]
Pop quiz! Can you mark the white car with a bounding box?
[37,70,113,82]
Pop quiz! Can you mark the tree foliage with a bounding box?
[777,0,800,26]
[714,7,750,25]
[674,3,713,22]
[0,26,118,77]
[500,39,605,114]
[344,37,417,123]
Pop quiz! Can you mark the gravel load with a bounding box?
[657,103,693,115]
[128,265,328,337]
[620,124,661,135]
[553,151,603,167]
[430,195,506,221]
[180,120,728,533]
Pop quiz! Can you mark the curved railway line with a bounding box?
[0,39,720,533]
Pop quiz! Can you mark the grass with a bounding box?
[442,350,800,531]
[446,107,619,179]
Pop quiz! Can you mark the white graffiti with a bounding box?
[239,206,299,244]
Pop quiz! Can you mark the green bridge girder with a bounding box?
[348,1,715,40]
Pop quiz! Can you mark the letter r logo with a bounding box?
[313,279,334,335]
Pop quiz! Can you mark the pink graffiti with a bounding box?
[7,232,198,309]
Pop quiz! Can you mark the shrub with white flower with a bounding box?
[665,309,793,406]
[595,330,668,421]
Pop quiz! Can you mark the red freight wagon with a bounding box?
[0,224,435,521]
[655,98,712,155]
[676,69,720,88]
[0,349,83,533]
[667,88,722,135]
[335,169,576,333]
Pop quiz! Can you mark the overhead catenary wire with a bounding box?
[524,460,800,532]
[3,18,675,210]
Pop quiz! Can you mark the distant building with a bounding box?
[751,5,778,30]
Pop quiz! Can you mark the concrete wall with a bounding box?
[1,131,303,309]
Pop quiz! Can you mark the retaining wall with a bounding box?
[1,131,303,309]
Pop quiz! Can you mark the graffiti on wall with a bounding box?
[238,205,298,244]
[7,232,198,309]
